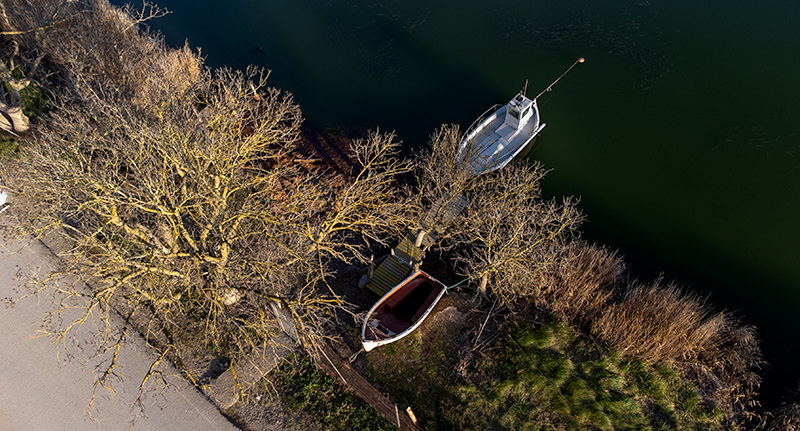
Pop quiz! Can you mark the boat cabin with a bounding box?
[497,94,535,139]
[506,94,534,128]
[457,89,545,176]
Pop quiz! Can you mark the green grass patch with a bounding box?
[0,138,20,157]
[453,319,726,430]
[365,312,727,431]
[452,319,651,430]
[19,81,45,119]
[273,353,394,431]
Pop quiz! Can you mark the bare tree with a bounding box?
[452,162,583,301]
[0,0,414,406]
[411,125,582,303]
[292,130,413,286]
[411,126,474,229]
[9,63,299,360]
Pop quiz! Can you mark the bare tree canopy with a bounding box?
[1,0,415,400]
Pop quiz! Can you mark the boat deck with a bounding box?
[366,277,442,338]
[468,115,537,166]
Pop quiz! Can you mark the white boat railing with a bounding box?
[462,103,502,140]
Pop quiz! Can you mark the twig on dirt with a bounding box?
[472,298,497,350]
[348,348,364,364]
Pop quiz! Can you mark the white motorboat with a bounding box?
[458,91,546,176]
[458,58,585,176]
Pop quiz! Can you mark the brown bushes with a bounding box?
[686,322,763,419]
[1,0,198,114]
[533,241,623,325]
[510,241,763,422]
[588,278,762,417]
[768,402,800,431]
[594,281,723,364]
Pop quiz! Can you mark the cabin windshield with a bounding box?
[509,109,520,120]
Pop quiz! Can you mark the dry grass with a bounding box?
[594,281,723,364]
[768,402,800,431]
[532,241,623,326]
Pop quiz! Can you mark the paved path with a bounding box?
[0,232,239,431]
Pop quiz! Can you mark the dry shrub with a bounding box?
[129,43,203,109]
[594,281,729,364]
[534,241,624,325]
[768,402,800,431]
[458,239,622,328]
[50,1,159,87]
[1,0,190,104]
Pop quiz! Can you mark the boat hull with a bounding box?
[361,270,447,352]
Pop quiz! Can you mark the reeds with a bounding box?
[533,241,623,326]
[594,280,724,364]
[768,401,800,431]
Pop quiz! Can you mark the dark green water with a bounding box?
[132,0,800,401]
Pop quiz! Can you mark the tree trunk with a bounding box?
[414,229,426,248]
[0,49,43,136]
[479,273,489,294]
[1,83,31,135]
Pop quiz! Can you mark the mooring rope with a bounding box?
[535,57,585,100]
[445,277,470,292]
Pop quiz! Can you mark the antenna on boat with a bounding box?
[522,79,529,97]
[535,57,585,100]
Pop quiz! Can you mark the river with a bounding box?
[127,0,800,402]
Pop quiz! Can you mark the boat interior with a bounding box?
[367,277,443,339]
